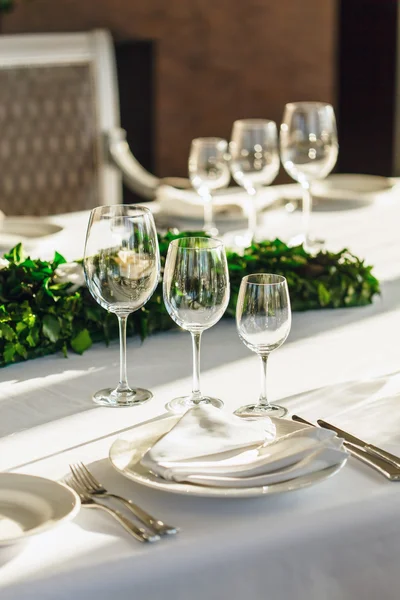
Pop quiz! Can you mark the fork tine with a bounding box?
[63,475,88,500]
[80,462,102,489]
[74,463,96,492]
[70,463,92,493]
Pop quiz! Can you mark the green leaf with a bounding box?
[42,314,61,343]
[0,322,15,341]
[71,329,92,354]
[15,343,28,359]
[3,342,15,362]
[53,252,67,267]
[4,243,24,265]
[317,283,331,307]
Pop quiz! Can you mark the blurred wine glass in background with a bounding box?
[230,119,280,246]
[189,137,230,237]
[280,102,338,249]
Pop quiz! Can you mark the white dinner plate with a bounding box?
[311,174,394,210]
[109,416,347,498]
[0,217,63,253]
[154,185,281,226]
[0,473,80,546]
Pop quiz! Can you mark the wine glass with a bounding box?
[188,138,231,236]
[280,102,338,249]
[83,205,160,407]
[235,274,291,418]
[163,237,230,413]
[230,119,280,245]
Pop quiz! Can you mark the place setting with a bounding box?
[1,115,397,548]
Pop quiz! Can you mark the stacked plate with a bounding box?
[109,406,348,499]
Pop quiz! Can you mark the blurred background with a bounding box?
[0,0,397,199]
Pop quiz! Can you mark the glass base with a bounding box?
[234,403,287,419]
[92,387,152,408]
[165,395,224,414]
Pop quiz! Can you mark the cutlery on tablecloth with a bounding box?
[316,420,400,470]
[69,463,178,536]
[63,476,160,543]
[292,415,400,481]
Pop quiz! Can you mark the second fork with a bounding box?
[69,463,178,536]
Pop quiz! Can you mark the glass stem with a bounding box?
[116,315,131,394]
[301,181,312,246]
[259,354,270,407]
[203,191,216,234]
[191,331,203,404]
[246,186,257,244]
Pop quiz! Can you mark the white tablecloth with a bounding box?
[1,191,400,599]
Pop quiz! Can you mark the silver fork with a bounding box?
[70,463,178,536]
[63,475,160,543]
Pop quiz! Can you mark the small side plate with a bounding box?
[0,473,80,546]
[0,217,63,252]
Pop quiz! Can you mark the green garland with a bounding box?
[0,233,380,367]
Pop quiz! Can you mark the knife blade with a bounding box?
[317,420,400,470]
[292,415,400,481]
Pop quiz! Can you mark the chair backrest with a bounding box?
[0,30,122,216]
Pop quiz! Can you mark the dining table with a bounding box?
[1,186,400,600]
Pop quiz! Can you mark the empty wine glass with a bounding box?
[280,102,338,249]
[83,205,160,407]
[235,274,291,418]
[230,119,280,245]
[163,237,230,413]
[189,138,231,236]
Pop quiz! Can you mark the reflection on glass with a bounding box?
[84,205,160,407]
[163,237,230,413]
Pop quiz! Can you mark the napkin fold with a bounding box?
[141,405,348,488]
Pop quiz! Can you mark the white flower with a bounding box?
[54,262,85,292]
[0,257,9,270]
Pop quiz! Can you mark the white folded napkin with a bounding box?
[155,184,281,220]
[141,405,348,488]
[141,405,276,473]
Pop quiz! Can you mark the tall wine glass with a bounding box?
[235,274,291,419]
[230,119,280,245]
[280,102,338,249]
[163,237,230,413]
[188,138,230,236]
[83,205,160,407]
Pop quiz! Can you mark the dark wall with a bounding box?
[3,0,338,179]
[115,40,154,202]
[337,0,398,175]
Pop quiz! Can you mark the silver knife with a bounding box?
[317,420,400,470]
[292,415,400,481]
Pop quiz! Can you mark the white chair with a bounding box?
[0,29,174,216]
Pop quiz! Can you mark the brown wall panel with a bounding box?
[3,0,337,178]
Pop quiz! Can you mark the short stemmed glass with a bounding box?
[163,237,230,413]
[188,138,231,236]
[230,119,280,245]
[235,274,291,418]
[83,205,160,407]
[280,102,338,249]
